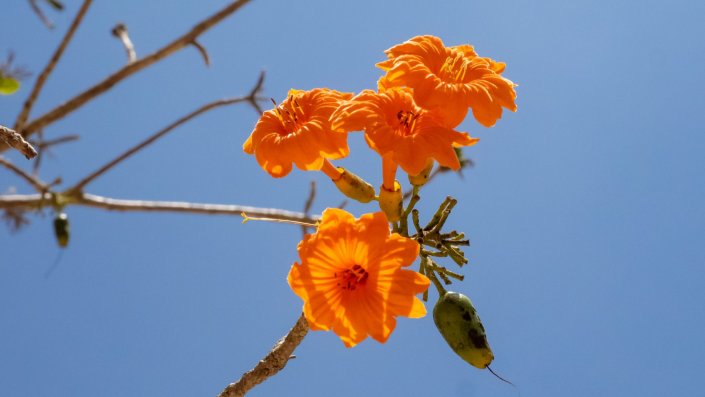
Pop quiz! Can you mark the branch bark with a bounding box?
[8,0,252,147]
[111,23,137,64]
[217,314,309,397]
[0,192,319,224]
[68,76,264,193]
[0,124,38,159]
[0,156,46,192]
[15,0,93,131]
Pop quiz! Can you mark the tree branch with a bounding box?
[0,192,319,224]
[111,23,137,64]
[0,156,47,192]
[10,0,252,146]
[69,74,265,192]
[217,314,309,397]
[191,40,211,67]
[15,0,93,131]
[28,0,56,29]
[0,124,38,159]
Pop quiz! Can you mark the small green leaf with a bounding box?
[0,76,20,95]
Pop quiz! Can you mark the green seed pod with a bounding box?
[433,291,493,369]
[53,212,70,248]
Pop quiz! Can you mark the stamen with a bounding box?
[335,264,369,291]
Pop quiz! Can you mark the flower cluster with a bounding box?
[243,35,517,348]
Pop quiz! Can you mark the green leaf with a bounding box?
[0,76,20,95]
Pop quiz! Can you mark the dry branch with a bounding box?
[68,74,264,192]
[7,0,253,148]
[111,23,137,64]
[191,40,211,67]
[15,0,93,131]
[217,314,309,397]
[0,192,319,224]
[0,156,46,191]
[0,125,38,159]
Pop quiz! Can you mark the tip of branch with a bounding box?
[1,125,38,159]
[191,40,211,67]
[247,71,266,115]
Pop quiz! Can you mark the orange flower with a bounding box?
[288,208,430,347]
[377,35,517,128]
[243,88,353,178]
[330,87,479,179]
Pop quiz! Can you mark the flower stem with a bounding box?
[321,159,342,180]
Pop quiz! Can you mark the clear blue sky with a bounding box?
[2,1,704,396]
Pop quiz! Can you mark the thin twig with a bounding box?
[301,180,316,237]
[28,0,55,29]
[69,75,265,192]
[0,124,38,159]
[0,156,47,192]
[217,314,309,397]
[33,134,80,149]
[248,71,266,115]
[31,133,80,175]
[191,40,211,67]
[111,23,137,64]
[0,192,320,224]
[15,0,93,132]
[10,0,252,145]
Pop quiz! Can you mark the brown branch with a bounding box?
[33,134,80,149]
[15,0,93,131]
[191,40,211,67]
[11,0,252,145]
[0,124,38,159]
[68,75,265,193]
[217,314,309,397]
[111,23,137,64]
[0,156,47,192]
[28,0,55,29]
[301,180,316,237]
[0,192,319,224]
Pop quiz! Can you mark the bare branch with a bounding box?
[191,40,211,67]
[0,124,38,159]
[0,193,320,224]
[28,0,55,29]
[111,23,137,64]
[69,84,264,192]
[11,0,253,146]
[0,156,46,192]
[301,180,316,237]
[31,133,80,175]
[248,70,266,115]
[218,314,309,397]
[33,134,80,149]
[15,0,93,131]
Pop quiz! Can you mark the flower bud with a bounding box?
[378,180,402,222]
[332,167,376,203]
[408,158,435,186]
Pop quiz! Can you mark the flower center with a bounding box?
[334,264,369,291]
[272,96,306,134]
[438,52,467,83]
[396,110,420,136]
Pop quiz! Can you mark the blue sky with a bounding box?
[2,1,705,396]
